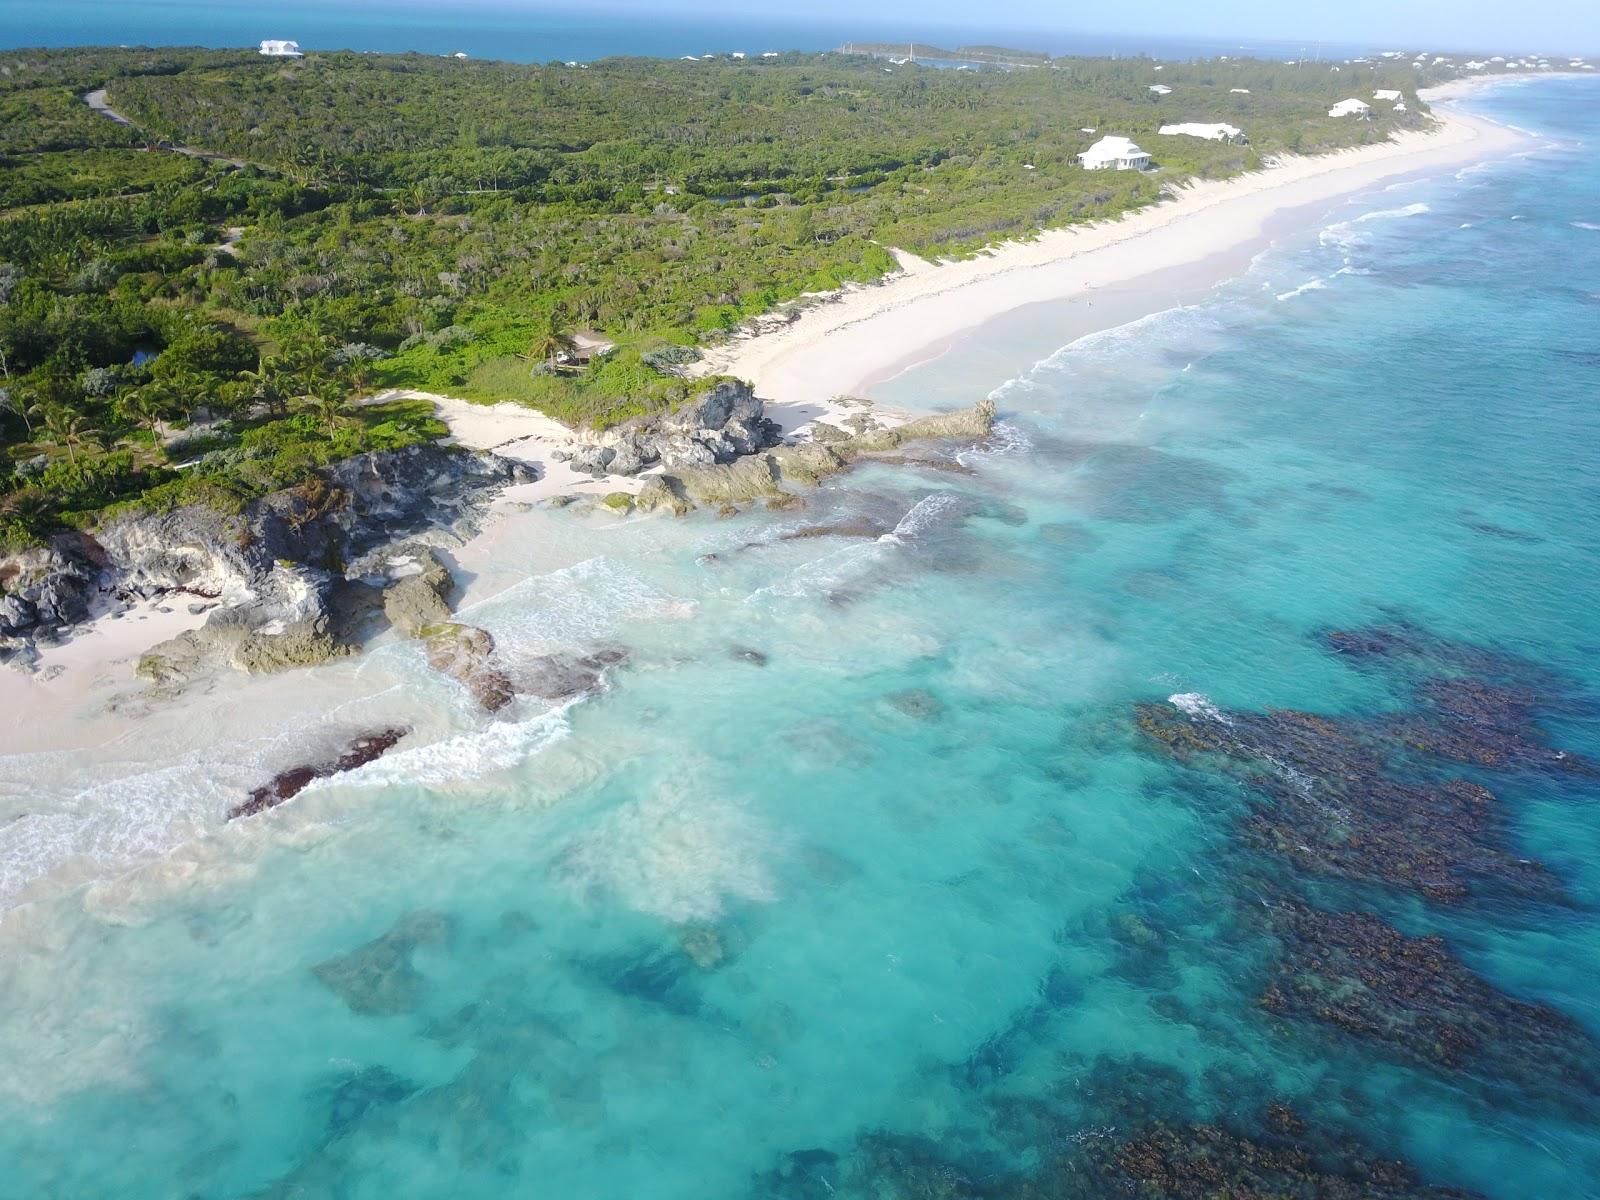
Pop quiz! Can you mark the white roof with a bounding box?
[258,39,302,57]
[1149,84,1173,94]
[1081,136,1147,160]
[1373,89,1402,100]
[1230,87,1250,93]
[1328,98,1370,117]
[1159,122,1243,141]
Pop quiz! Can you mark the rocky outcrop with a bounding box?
[847,399,996,452]
[230,727,410,820]
[420,622,516,713]
[632,476,692,516]
[5,443,526,680]
[554,379,781,477]
[380,544,454,637]
[652,398,996,513]
[0,535,102,663]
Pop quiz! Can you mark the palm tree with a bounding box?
[239,362,287,415]
[0,386,31,438]
[125,385,174,441]
[341,355,377,399]
[526,311,576,371]
[307,390,346,425]
[39,405,100,470]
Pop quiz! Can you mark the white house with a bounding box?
[1230,87,1250,93]
[1079,136,1150,171]
[258,40,302,57]
[1393,101,1408,111]
[1328,98,1371,117]
[1373,89,1402,101]
[1159,122,1246,143]
[1149,84,1173,95]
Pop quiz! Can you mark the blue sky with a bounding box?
[577,0,1599,53]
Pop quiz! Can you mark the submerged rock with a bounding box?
[780,517,890,541]
[312,911,453,1016]
[884,688,945,720]
[324,1065,415,1134]
[509,648,624,702]
[230,727,409,820]
[679,926,726,970]
[1134,699,1561,902]
[1260,901,1600,1110]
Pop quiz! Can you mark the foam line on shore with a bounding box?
[696,102,1526,411]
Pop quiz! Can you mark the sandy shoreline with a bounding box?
[698,100,1526,408]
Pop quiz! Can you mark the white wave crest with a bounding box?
[751,493,959,600]
[1035,303,1216,370]
[1319,202,1431,252]
[1169,692,1228,723]
[879,492,962,545]
[333,704,574,791]
[969,420,1035,460]
[1276,265,1364,302]
[1572,221,1600,232]
[1276,277,1328,302]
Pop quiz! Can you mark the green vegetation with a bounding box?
[0,43,1455,546]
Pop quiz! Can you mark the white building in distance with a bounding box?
[1159,122,1247,143]
[1328,98,1371,117]
[258,40,302,57]
[1373,89,1402,100]
[1079,136,1150,171]
[1149,83,1173,95]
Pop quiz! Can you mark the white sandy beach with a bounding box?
[697,101,1525,407]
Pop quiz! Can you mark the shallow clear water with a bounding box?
[3,77,1600,1198]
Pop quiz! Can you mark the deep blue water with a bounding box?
[0,0,1377,63]
[1,75,1599,1200]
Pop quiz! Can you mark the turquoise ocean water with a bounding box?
[3,76,1600,1197]
[0,0,1374,62]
